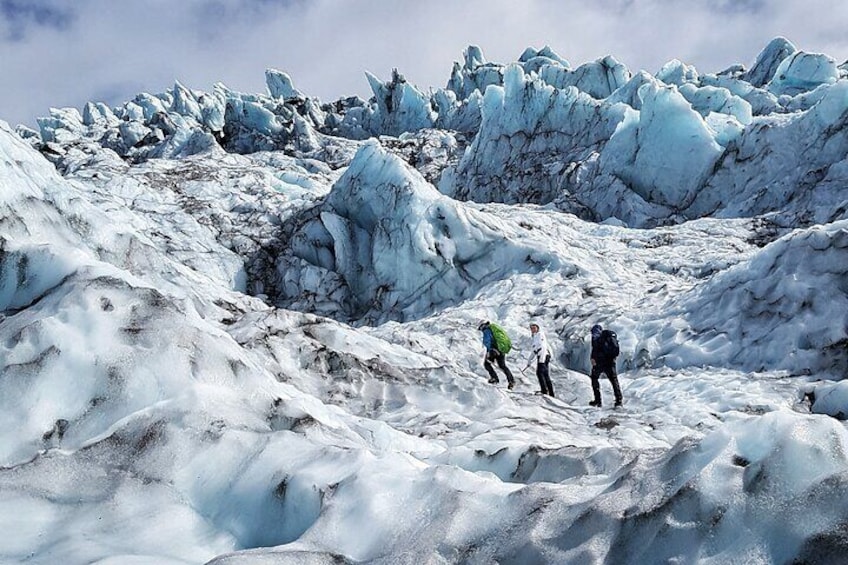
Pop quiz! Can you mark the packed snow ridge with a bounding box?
[1,37,847,564]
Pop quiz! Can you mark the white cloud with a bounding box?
[1,0,847,127]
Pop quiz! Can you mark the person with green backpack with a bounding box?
[477,320,516,390]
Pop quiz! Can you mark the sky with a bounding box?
[1,0,847,128]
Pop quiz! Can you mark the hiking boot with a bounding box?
[614,400,623,408]
[589,400,602,407]
[488,377,499,384]
[507,382,514,390]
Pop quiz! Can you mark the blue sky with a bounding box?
[1,0,846,128]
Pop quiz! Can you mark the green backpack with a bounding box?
[489,323,512,354]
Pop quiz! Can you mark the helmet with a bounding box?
[529,320,540,329]
[477,320,490,331]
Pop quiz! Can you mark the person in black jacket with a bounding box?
[589,324,623,407]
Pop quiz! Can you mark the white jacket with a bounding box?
[528,330,551,364]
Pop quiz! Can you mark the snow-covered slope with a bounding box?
[2,37,848,564]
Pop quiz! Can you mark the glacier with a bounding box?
[1,36,848,564]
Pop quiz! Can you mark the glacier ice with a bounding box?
[276,140,561,323]
[744,36,797,88]
[21,39,848,232]
[602,80,724,209]
[1,36,848,564]
[768,50,840,97]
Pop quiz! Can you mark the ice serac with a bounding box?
[690,79,848,224]
[768,50,840,96]
[31,80,333,165]
[678,83,753,126]
[518,44,570,74]
[82,101,119,127]
[265,68,304,100]
[18,36,848,233]
[744,36,797,87]
[443,64,628,205]
[607,70,655,110]
[656,58,699,86]
[446,45,505,100]
[539,55,630,99]
[277,140,557,323]
[36,107,87,145]
[698,73,781,116]
[364,69,436,137]
[171,81,204,122]
[431,87,483,133]
[601,80,724,210]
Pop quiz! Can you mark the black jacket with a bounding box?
[591,336,616,366]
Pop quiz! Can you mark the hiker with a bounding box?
[526,321,554,397]
[478,320,516,390]
[589,324,623,407]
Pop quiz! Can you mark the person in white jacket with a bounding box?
[527,322,554,397]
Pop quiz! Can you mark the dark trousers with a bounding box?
[485,349,514,384]
[591,362,622,405]
[536,355,554,397]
